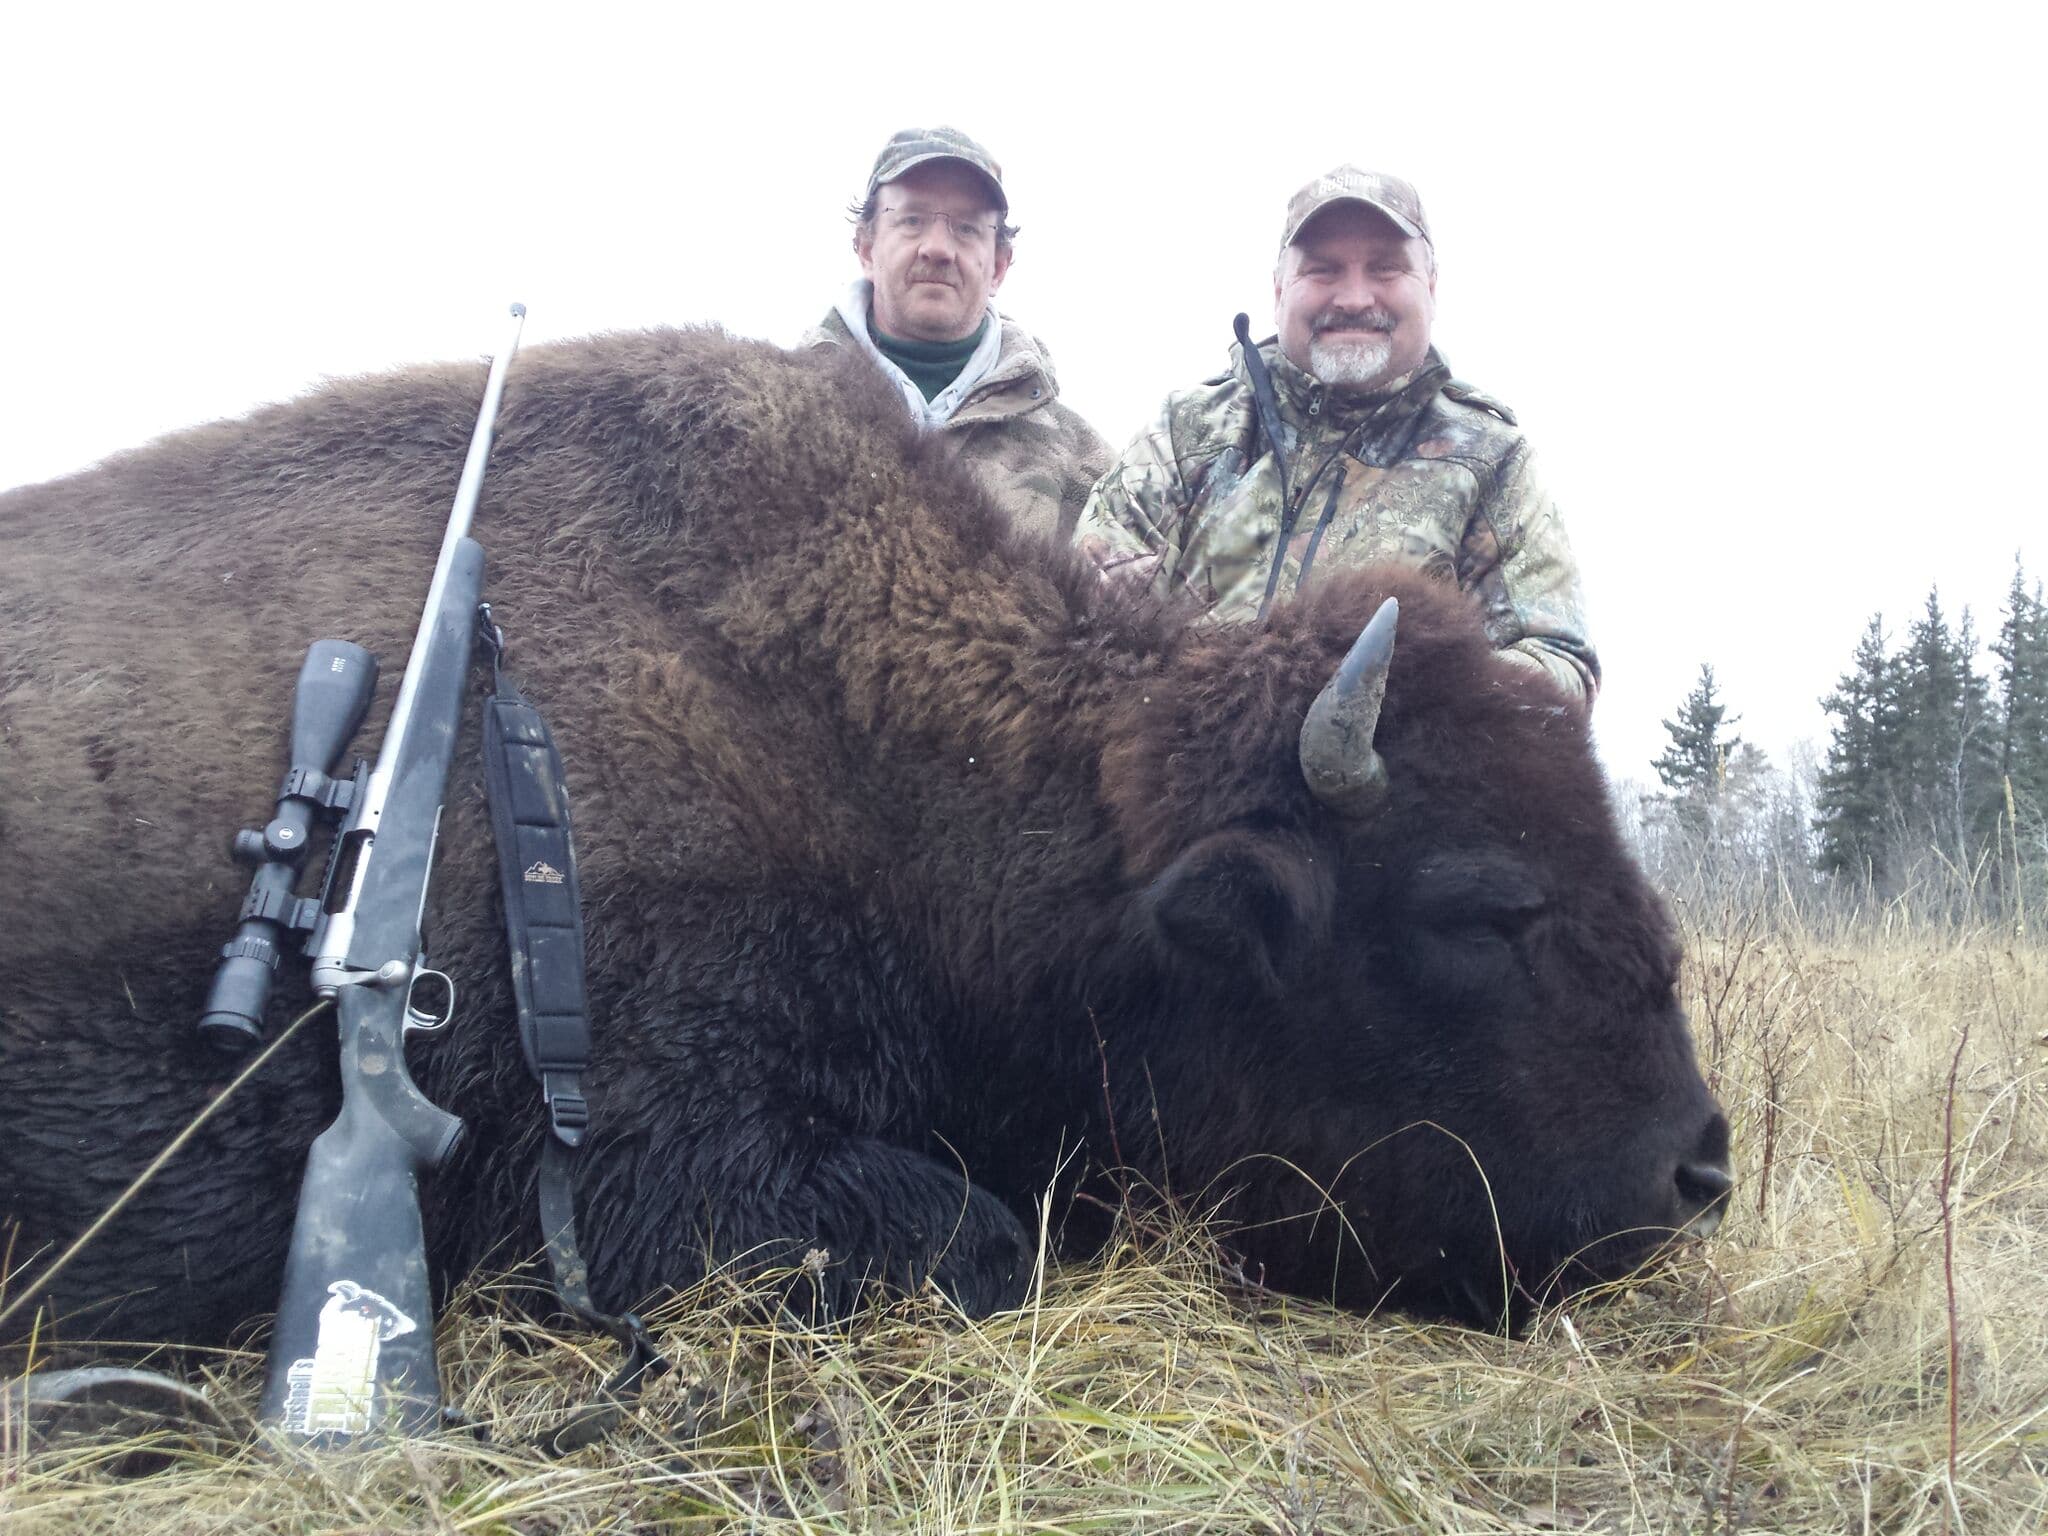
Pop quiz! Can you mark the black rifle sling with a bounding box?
[1235,313,1302,628]
[477,609,668,1453]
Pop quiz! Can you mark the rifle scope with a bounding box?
[197,640,378,1052]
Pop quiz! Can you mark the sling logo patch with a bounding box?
[524,860,566,886]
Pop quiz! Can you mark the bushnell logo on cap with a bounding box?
[865,126,1007,216]
[1281,167,1431,250]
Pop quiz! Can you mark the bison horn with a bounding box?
[1298,597,1397,818]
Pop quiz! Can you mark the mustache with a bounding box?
[907,262,958,285]
[1311,308,1397,335]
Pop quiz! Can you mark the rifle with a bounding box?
[198,305,527,1443]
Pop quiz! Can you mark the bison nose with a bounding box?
[1675,1159,1734,1238]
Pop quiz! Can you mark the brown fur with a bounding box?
[0,328,1724,1342]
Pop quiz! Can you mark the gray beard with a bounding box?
[1308,332,1395,389]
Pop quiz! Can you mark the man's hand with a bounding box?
[1079,534,1162,597]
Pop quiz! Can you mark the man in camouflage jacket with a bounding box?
[806,126,1110,543]
[1075,167,1598,704]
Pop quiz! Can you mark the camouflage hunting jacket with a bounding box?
[1075,338,1599,703]
[807,296,1113,544]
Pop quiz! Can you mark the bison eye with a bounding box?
[1402,861,1547,938]
[1431,910,1534,958]
[1469,903,1542,941]
[1385,859,1549,997]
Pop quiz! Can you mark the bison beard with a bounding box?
[0,328,1728,1348]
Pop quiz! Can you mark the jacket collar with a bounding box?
[810,286,1059,427]
[950,319,1061,423]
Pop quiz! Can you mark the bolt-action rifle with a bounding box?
[197,305,527,1443]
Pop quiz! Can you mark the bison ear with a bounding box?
[1138,830,1333,995]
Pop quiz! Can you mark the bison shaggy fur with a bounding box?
[0,327,1728,1346]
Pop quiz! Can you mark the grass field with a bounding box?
[5,920,2044,1534]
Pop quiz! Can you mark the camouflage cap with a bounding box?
[865,125,1008,216]
[1281,166,1431,250]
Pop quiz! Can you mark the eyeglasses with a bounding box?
[878,208,999,248]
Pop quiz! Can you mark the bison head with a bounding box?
[1093,568,1730,1328]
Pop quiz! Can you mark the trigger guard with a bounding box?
[404,967,456,1032]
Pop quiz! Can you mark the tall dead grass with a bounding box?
[5,924,2044,1534]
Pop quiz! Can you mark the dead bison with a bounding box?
[0,327,1728,1345]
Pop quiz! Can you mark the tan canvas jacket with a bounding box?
[807,307,1112,544]
[1076,338,1598,702]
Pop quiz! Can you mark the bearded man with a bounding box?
[806,126,1110,542]
[1075,167,1598,704]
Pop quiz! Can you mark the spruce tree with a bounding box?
[1653,664,1741,836]
[1993,557,2048,818]
[1957,608,2002,851]
[1815,614,1897,880]
[1890,589,1998,864]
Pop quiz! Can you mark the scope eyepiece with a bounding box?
[198,931,280,1053]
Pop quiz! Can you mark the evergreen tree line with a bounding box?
[1632,558,2048,930]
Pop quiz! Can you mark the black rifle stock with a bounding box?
[238,307,526,1444]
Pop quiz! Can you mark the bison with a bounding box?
[0,328,1729,1349]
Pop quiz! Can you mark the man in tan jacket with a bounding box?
[1076,167,1598,704]
[806,126,1111,543]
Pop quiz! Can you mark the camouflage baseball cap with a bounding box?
[1281,166,1431,249]
[864,125,1007,216]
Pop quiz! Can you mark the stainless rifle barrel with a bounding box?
[310,305,526,993]
[376,303,527,772]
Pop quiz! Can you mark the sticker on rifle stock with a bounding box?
[282,1280,418,1436]
[524,860,566,886]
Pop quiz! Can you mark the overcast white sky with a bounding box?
[4,4,2041,783]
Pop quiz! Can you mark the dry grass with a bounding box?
[5,927,2044,1534]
